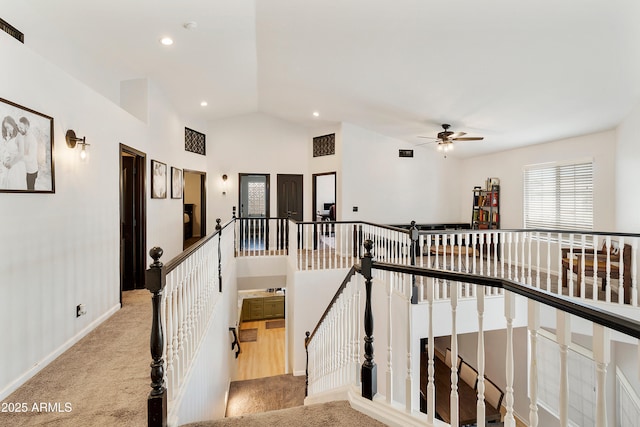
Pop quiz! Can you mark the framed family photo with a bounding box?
[0,97,55,193]
[151,160,167,199]
[171,167,183,199]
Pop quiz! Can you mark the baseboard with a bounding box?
[0,303,121,401]
[293,369,306,377]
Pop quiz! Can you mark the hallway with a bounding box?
[0,290,150,427]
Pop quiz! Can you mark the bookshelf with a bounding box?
[472,185,500,230]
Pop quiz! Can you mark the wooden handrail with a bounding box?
[305,266,357,345]
[362,260,640,340]
[164,218,234,273]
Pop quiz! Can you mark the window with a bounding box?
[523,160,593,230]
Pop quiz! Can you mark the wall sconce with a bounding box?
[222,174,228,195]
[65,129,90,160]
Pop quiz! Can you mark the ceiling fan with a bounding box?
[418,124,484,152]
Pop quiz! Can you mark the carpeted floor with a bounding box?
[0,290,150,427]
[225,374,305,417]
[186,400,388,427]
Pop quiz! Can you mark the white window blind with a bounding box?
[523,160,593,230]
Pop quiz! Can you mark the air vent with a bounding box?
[399,149,414,158]
[0,18,24,43]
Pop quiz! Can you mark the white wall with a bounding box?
[341,123,464,224]
[616,101,640,232]
[0,32,210,400]
[206,113,311,223]
[459,130,617,231]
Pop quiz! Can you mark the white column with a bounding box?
[450,284,459,427]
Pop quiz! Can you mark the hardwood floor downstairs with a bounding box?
[236,319,285,381]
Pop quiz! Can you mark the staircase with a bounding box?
[181,374,386,427]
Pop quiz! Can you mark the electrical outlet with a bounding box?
[353,206,358,212]
[76,304,86,317]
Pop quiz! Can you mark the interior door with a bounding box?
[277,174,303,221]
[120,144,146,299]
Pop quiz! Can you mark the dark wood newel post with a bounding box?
[410,220,419,304]
[216,218,222,292]
[145,247,167,427]
[304,331,310,397]
[361,239,377,400]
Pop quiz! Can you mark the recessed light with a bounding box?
[160,37,174,46]
[313,111,320,117]
[200,101,208,107]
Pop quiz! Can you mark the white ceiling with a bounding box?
[4,0,640,157]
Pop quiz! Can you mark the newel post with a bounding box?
[304,331,311,397]
[409,220,419,304]
[216,218,223,292]
[361,239,377,400]
[145,247,167,427]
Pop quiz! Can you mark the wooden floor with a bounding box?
[236,319,286,381]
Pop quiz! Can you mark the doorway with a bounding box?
[312,172,336,222]
[183,169,207,250]
[239,174,270,251]
[119,144,146,301]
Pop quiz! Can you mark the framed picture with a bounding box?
[171,167,183,199]
[151,160,167,199]
[0,97,55,193]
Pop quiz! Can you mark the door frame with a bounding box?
[119,143,147,303]
[238,173,271,218]
[312,171,337,221]
[183,169,207,244]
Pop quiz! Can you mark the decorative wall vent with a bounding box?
[399,149,414,158]
[0,18,24,43]
[185,127,206,155]
[313,133,335,157]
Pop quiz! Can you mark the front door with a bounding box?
[239,174,270,251]
[277,174,303,221]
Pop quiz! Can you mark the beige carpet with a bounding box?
[0,290,150,427]
[185,400,388,427]
[225,374,305,417]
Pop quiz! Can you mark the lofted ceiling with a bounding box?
[3,0,640,158]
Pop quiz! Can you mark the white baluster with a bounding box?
[557,311,571,427]
[605,236,612,303]
[528,300,540,427]
[547,232,552,292]
[406,282,413,413]
[633,238,638,307]
[476,285,486,426]
[427,277,435,425]
[504,290,516,427]
[386,274,396,403]
[535,231,541,289]
[593,324,610,427]
[620,237,626,305]
[450,284,459,427]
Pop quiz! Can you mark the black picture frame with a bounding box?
[0,97,55,193]
[171,167,183,199]
[151,160,167,199]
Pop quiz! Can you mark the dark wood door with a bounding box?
[120,145,146,298]
[277,174,303,220]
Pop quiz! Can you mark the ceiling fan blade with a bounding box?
[449,131,466,139]
[452,137,484,141]
[417,136,438,139]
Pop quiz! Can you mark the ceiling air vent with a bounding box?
[399,149,414,158]
[0,18,24,43]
